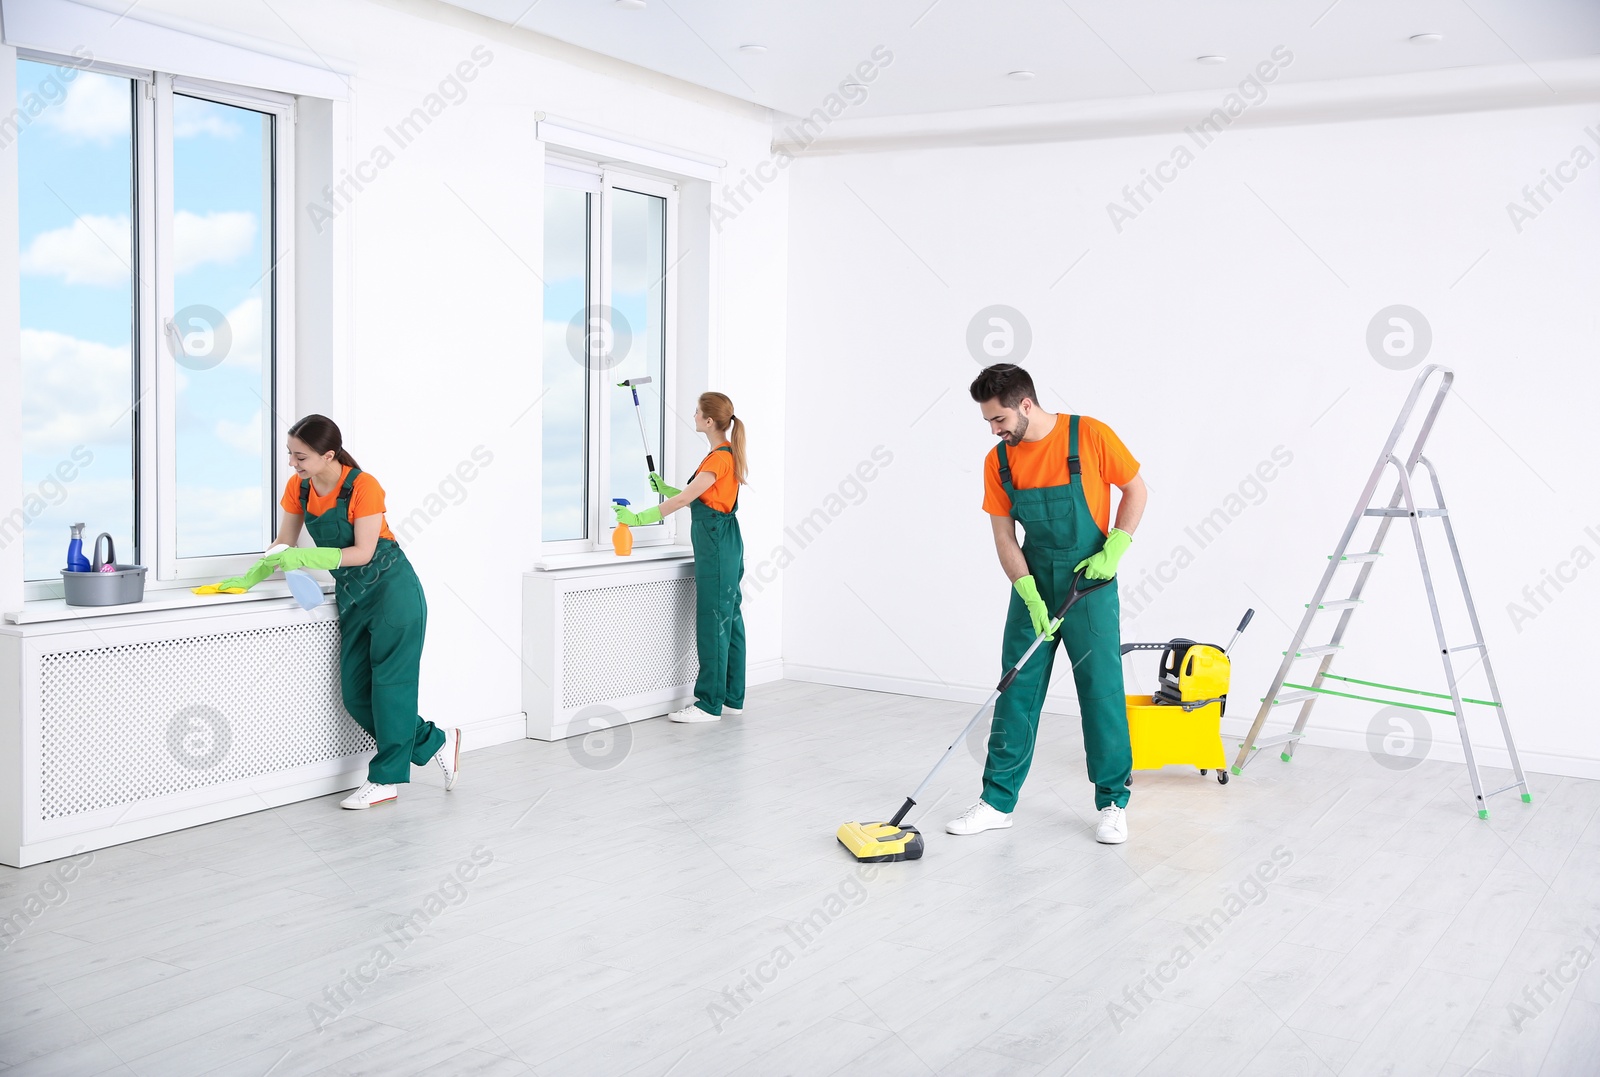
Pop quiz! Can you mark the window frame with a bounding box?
[17,54,296,600]
[541,159,680,557]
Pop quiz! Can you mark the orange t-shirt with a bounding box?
[694,444,739,513]
[279,466,396,542]
[982,415,1139,534]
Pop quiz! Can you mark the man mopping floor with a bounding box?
[950,364,1147,845]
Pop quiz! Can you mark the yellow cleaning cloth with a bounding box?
[191,584,247,595]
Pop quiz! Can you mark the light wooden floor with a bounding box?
[3,679,1597,1076]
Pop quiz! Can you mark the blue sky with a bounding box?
[17,60,275,578]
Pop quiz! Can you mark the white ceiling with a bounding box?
[441,0,1600,119]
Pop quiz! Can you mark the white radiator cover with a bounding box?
[525,556,699,740]
[38,621,370,820]
[0,601,374,867]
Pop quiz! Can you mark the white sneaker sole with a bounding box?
[946,818,1013,836]
[341,792,397,810]
[723,707,743,716]
[669,708,721,723]
[1095,830,1127,844]
[440,729,462,790]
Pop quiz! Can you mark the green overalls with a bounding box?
[687,445,746,717]
[302,469,444,785]
[984,415,1132,812]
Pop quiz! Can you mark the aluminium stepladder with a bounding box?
[1229,364,1530,818]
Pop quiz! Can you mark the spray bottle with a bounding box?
[66,523,91,574]
[266,544,324,611]
[611,498,634,557]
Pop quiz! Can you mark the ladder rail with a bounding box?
[1418,455,1529,792]
[1232,366,1454,771]
[1393,456,1491,814]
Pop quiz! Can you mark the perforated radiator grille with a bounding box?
[39,621,373,820]
[562,577,698,709]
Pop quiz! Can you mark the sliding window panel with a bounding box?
[542,185,592,543]
[606,185,668,529]
[14,61,138,582]
[168,93,275,560]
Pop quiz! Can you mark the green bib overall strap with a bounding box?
[686,445,745,717]
[301,468,403,601]
[985,414,1131,813]
[995,416,1082,501]
[686,445,739,515]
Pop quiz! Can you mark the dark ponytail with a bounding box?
[287,414,360,469]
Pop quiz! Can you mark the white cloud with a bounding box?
[173,96,241,140]
[175,210,256,274]
[175,483,266,557]
[222,295,264,371]
[20,215,132,286]
[21,211,257,284]
[213,411,262,454]
[36,70,130,144]
[20,329,134,460]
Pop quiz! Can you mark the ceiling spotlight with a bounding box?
[614,0,646,9]
[738,44,768,54]
[1409,33,1443,44]
[1007,70,1036,81]
[1196,55,1227,65]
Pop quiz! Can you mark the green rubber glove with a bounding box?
[1074,528,1132,580]
[613,504,662,527]
[648,472,681,498]
[1014,575,1054,641]
[263,547,342,571]
[212,556,276,593]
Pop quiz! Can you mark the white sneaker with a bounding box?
[435,727,461,790]
[723,706,744,716]
[946,800,1012,835]
[340,782,398,810]
[669,705,721,723]
[1095,805,1128,844]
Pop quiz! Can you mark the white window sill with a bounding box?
[531,544,695,573]
[5,580,332,625]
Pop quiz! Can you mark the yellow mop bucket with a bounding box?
[1121,610,1252,786]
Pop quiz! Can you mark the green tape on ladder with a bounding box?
[1319,672,1500,709]
[1282,682,1457,716]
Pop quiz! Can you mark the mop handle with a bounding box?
[1223,608,1254,655]
[629,388,656,476]
[888,572,1110,827]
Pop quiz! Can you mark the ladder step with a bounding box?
[1362,507,1448,517]
[1261,690,1317,706]
[1252,732,1306,749]
[1329,552,1383,563]
[1285,645,1342,658]
[1308,599,1363,610]
[1446,643,1485,653]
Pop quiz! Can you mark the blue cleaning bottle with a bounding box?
[66,523,91,573]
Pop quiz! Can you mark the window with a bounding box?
[541,161,675,550]
[14,55,293,592]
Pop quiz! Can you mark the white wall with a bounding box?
[2,0,790,741]
[251,0,792,733]
[781,100,1600,780]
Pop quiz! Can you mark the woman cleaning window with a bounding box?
[196,414,461,808]
[613,392,747,723]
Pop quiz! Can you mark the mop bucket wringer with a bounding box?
[1123,609,1252,785]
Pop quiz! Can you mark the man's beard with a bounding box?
[1001,414,1029,446]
